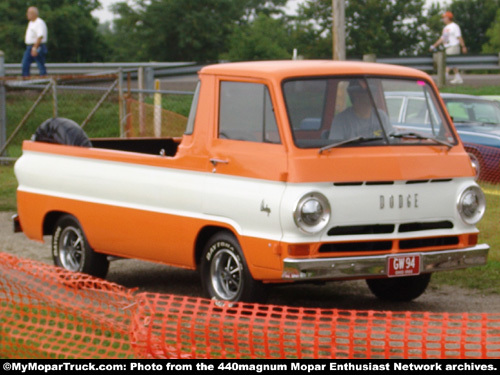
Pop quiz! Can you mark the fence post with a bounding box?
[363,54,377,62]
[145,67,155,93]
[0,51,6,157]
[433,51,446,88]
[138,67,145,136]
[52,78,58,118]
[154,79,161,138]
[118,68,125,137]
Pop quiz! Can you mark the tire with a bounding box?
[34,117,92,147]
[366,273,431,302]
[200,232,267,303]
[52,215,109,278]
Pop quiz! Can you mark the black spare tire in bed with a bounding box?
[33,117,92,147]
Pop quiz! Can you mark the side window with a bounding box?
[219,81,281,143]
[185,81,200,135]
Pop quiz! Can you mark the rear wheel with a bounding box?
[52,215,109,278]
[366,273,431,302]
[200,232,267,302]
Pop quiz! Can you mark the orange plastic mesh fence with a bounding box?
[0,253,135,358]
[130,294,500,359]
[124,98,188,138]
[466,144,500,185]
[1,252,499,359]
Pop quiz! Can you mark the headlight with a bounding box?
[294,192,331,234]
[457,186,486,225]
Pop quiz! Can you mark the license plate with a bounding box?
[387,255,421,277]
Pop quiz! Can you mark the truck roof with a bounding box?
[200,60,429,81]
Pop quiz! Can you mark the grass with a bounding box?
[440,85,500,96]
[432,188,500,293]
[0,164,17,211]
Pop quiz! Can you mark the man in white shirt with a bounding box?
[429,11,467,84]
[22,6,48,77]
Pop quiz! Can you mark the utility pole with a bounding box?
[332,0,346,60]
[0,51,6,156]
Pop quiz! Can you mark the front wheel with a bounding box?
[366,273,431,302]
[52,215,109,279]
[200,232,267,302]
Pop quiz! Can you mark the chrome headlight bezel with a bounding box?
[293,192,331,234]
[457,185,486,225]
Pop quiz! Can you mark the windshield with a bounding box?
[283,77,457,149]
[444,99,500,125]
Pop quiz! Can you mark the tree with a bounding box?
[290,0,427,59]
[0,0,109,63]
[108,0,288,62]
[223,13,292,61]
[482,8,500,52]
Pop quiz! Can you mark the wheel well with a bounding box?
[43,211,68,235]
[194,226,235,267]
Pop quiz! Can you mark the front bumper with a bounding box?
[282,244,489,280]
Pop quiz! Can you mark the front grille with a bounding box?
[318,236,460,254]
[319,241,392,253]
[328,224,395,236]
[399,221,454,233]
[399,236,459,250]
[328,221,454,236]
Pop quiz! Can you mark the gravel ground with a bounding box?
[1,211,499,313]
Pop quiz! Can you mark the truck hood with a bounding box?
[286,145,474,183]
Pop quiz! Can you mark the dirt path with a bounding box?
[1,211,499,313]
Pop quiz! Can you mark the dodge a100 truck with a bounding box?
[14,61,489,302]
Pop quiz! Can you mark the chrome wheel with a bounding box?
[201,232,267,302]
[210,248,243,300]
[52,214,109,278]
[58,226,85,271]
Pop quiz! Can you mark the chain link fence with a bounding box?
[0,72,193,161]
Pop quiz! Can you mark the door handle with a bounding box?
[210,158,229,173]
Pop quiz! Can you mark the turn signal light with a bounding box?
[288,244,311,256]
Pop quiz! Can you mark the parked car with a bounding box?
[385,92,500,182]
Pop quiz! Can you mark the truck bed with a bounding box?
[91,137,181,157]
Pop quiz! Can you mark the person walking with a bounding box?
[22,6,48,77]
[429,11,467,84]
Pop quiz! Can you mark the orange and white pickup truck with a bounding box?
[14,61,489,302]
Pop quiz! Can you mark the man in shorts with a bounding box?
[429,11,467,84]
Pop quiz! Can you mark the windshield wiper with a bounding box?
[390,132,453,149]
[319,136,383,154]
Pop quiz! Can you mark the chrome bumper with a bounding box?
[282,244,490,280]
